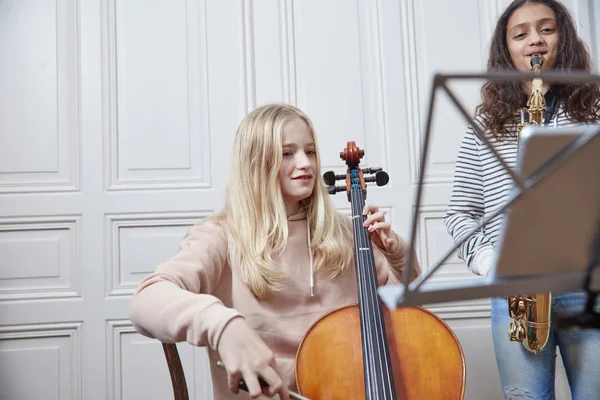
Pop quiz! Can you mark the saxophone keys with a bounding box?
[509,320,526,342]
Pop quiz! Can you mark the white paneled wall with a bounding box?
[0,1,598,399]
[0,216,81,300]
[0,0,80,193]
[103,0,212,190]
[0,323,82,399]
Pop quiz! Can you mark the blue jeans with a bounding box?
[491,291,600,400]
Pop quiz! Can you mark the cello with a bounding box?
[294,142,466,399]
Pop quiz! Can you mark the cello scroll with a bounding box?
[322,141,389,201]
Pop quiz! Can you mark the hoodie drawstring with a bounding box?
[307,218,314,296]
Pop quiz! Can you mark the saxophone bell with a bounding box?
[508,293,553,353]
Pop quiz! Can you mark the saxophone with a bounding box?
[507,53,552,353]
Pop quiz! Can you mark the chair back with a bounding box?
[162,343,189,400]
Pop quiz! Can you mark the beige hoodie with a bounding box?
[129,211,420,399]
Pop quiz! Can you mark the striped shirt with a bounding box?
[444,105,585,272]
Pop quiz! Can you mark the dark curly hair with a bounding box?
[477,0,600,140]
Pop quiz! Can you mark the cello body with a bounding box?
[295,305,466,399]
[295,142,466,399]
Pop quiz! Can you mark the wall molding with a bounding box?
[104,211,212,297]
[0,322,82,399]
[0,215,81,301]
[0,0,81,194]
[101,0,212,191]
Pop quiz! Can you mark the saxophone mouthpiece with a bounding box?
[530,53,543,70]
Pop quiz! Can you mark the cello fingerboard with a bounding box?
[350,185,397,400]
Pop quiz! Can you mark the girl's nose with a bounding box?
[296,152,311,168]
[528,30,543,45]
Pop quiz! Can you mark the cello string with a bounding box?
[354,187,395,399]
[358,189,386,398]
[354,189,380,399]
[352,189,375,398]
[353,188,385,399]
[359,191,395,399]
[352,188,376,398]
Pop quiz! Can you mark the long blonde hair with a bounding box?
[212,103,352,299]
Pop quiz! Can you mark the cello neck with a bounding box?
[349,186,397,400]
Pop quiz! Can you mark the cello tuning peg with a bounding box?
[323,171,346,186]
[327,185,347,195]
[362,167,382,175]
[323,171,336,186]
[375,171,389,186]
[363,171,389,187]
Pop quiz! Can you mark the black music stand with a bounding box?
[377,71,600,330]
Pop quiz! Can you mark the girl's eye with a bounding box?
[283,151,293,157]
[514,32,526,39]
[306,150,316,156]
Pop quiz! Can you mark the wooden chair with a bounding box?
[162,343,189,400]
